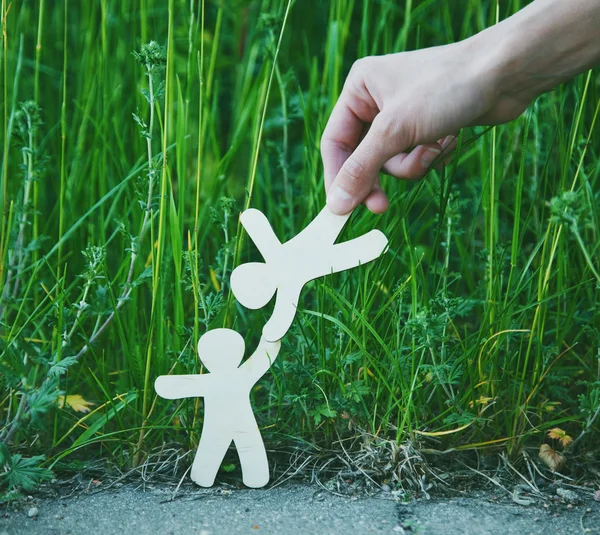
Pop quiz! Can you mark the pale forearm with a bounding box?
[478,0,600,104]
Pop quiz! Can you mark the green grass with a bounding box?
[1,0,599,490]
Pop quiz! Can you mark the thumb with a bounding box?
[326,117,401,215]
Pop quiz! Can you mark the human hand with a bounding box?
[321,39,531,215]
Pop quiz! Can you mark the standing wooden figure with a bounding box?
[154,329,281,488]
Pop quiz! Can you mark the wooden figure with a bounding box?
[230,206,388,342]
[154,329,281,488]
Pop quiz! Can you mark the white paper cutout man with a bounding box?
[154,329,280,488]
[230,206,388,342]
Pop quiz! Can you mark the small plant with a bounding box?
[1,101,44,315]
[550,190,600,284]
[0,443,53,499]
[0,101,57,493]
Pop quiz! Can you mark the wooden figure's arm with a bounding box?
[240,209,281,262]
[154,374,210,399]
[326,230,388,273]
[262,285,301,342]
[241,337,282,383]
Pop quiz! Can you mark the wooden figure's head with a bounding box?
[230,262,277,310]
[197,328,245,372]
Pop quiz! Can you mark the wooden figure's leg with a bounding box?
[190,435,232,487]
[234,429,269,488]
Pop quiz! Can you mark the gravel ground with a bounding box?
[1,482,599,535]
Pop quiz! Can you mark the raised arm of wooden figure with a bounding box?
[241,338,282,383]
[327,230,389,273]
[240,209,281,262]
[262,285,302,342]
[154,374,211,400]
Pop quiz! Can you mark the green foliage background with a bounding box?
[1,0,599,486]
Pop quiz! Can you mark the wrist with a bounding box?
[458,28,509,109]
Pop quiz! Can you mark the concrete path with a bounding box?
[1,483,598,535]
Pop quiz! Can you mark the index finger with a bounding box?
[320,86,378,193]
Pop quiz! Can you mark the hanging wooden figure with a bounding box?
[230,206,389,342]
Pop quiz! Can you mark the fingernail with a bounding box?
[441,135,455,149]
[421,148,441,168]
[326,184,353,215]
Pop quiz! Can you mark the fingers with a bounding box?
[381,135,458,180]
[326,116,400,215]
[363,178,389,214]
[321,102,365,194]
[435,135,457,168]
[440,135,456,150]
[381,143,443,180]
[321,83,378,194]
[325,134,457,214]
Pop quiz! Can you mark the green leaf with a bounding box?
[0,454,54,491]
[48,356,79,377]
[26,378,60,427]
[319,405,337,418]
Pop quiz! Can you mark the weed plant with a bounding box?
[0,0,599,494]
